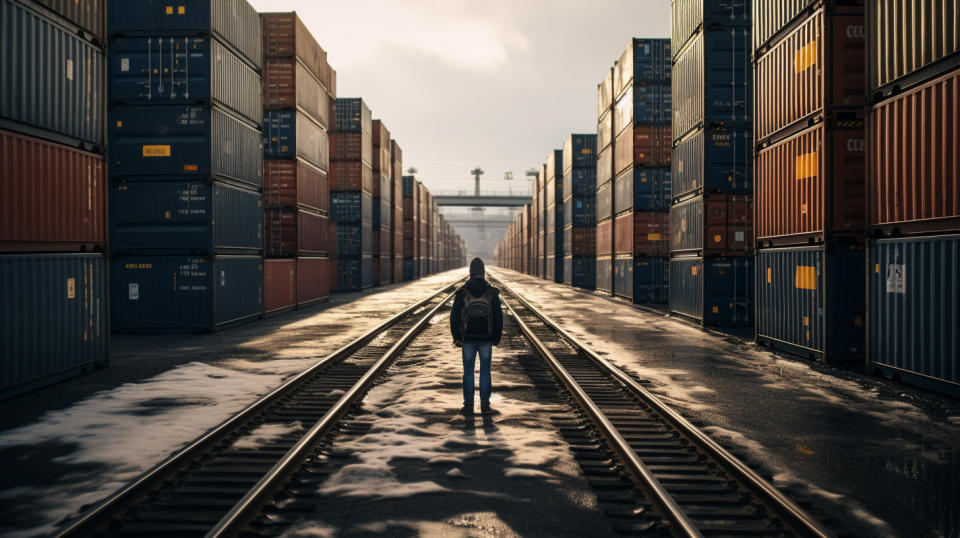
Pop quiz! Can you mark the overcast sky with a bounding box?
[249,0,671,195]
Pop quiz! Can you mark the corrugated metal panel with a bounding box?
[870,235,959,393]
[330,192,373,224]
[296,256,329,305]
[263,110,328,172]
[597,146,613,186]
[261,12,331,92]
[754,8,865,143]
[335,256,374,291]
[264,209,327,256]
[597,218,613,255]
[617,211,669,256]
[336,223,373,257]
[110,105,263,188]
[620,256,669,304]
[31,0,105,42]
[110,180,263,254]
[563,169,597,200]
[264,258,296,314]
[614,38,671,99]
[614,85,672,132]
[1,253,107,399]
[752,0,818,51]
[757,245,865,361]
[672,0,750,57]
[111,254,263,332]
[331,131,372,167]
[672,126,753,199]
[2,0,104,149]
[563,256,595,289]
[867,0,960,98]
[108,0,262,70]
[563,197,596,228]
[868,70,960,235]
[670,256,753,325]
[335,98,372,133]
[329,160,373,194]
[597,182,613,222]
[109,36,262,125]
[670,194,752,255]
[615,166,671,213]
[597,68,614,124]
[596,255,613,293]
[1,130,106,252]
[756,123,865,244]
[262,58,329,130]
[263,158,328,214]
[614,125,672,174]
[562,134,597,171]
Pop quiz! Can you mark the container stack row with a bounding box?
[389,141,404,282]
[1,0,109,398]
[372,119,392,286]
[261,12,333,315]
[108,0,266,333]
[563,134,599,288]
[544,151,564,282]
[596,38,672,304]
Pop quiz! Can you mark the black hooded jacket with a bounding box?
[450,277,503,345]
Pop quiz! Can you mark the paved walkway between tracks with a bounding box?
[493,268,960,538]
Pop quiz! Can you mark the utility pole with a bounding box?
[471,167,484,197]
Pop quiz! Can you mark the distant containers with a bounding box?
[402,175,419,281]
[563,134,597,289]
[670,0,753,326]
[330,97,373,291]
[390,141,404,282]
[545,150,564,283]
[372,119,392,285]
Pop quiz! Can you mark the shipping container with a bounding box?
[563,168,598,199]
[111,254,263,332]
[672,0,751,56]
[614,255,669,304]
[264,258,296,314]
[614,166,671,213]
[614,38,672,99]
[111,180,263,254]
[335,97,372,133]
[671,126,753,199]
[0,253,107,399]
[670,194,752,255]
[597,182,613,222]
[336,223,373,257]
[262,58,329,129]
[108,0,262,71]
[597,146,613,186]
[563,197,597,227]
[330,191,373,224]
[614,125,672,174]
[263,158,328,214]
[403,258,416,281]
[597,218,613,256]
[614,83,672,127]
[617,211,669,256]
[670,256,753,326]
[756,123,866,245]
[30,0,105,43]
[867,0,960,100]
[1,130,105,252]
[752,0,818,52]
[870,234,959,396]
[868,70,960,236]
[563,226,596,257]
[263,109,329,171]
[261,12,332,93]
[335,256,373,291]
[110,105,263,188]
[564,256,595,289]
[264,209,328,256]
[756,244,865,362]
[2,0,104,149]
[563,134,598,171]
[329,160,373,193]
[297,255,329,306]
[596,255,613,293]
[110,36,262,126]
[598,68,614,121]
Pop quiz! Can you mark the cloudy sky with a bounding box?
[249,0,671,195]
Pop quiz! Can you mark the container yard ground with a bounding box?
[491,268,960,537]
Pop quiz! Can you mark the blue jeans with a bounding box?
[462,341,492,406]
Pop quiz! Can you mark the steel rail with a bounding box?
[497,277,832,538]
[205,289,458,537]
[57,278,465,538]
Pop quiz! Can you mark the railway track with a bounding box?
[57,279,463,538]
[492,276,832,537]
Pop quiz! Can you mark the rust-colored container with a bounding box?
[372,120,391,177]
[261,12,332,92]
[329,161,373,193]
[298,256,329,305]
[756,123,866,245]
[614,125,671,175]
[867,0,960,99]
[869,70,960,235]
[327,221,337,259]
[264,258,296,314]
[752,0,819,52]
[597,218,613,255]
[754,7,865,144]
[380,228,391,257]
[403,239,415,258]
[671,194,753,256]
[264,209,329,256]
[264,158,329,214]
[1,130,105,252]
[567,226,596,257]
[262,58,330,130]
[617,211,669,256]
[331,132,373,164]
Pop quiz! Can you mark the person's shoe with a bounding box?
[460,405,474,415]
[480,403,495,415]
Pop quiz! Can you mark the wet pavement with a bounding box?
[493,268,960,538]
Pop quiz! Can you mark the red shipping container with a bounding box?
[265,209,329,256]
[1,130,105,252]
[262,58,330,130]
[569,227,597,256]
[372,257,381,286]
[403,239,415,258]
[329,161,373,193]
[616,211,669,255]
[614,125,671,175]
[597,219,613,255]
[754,8,865,144]
[262,13,332,93]
[671,194,753,256]
[264,259,297,314]
[869,70,960,235]
[380,228,391,257]
[264,158,329,214]
[756,123,865,245]
[331,132,372,165]
[297,256,329,305]
[372,120,391,177]
[328,221,338,259]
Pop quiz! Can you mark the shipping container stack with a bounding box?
[600,38,672,303]
[402,176,419,280]
[752,2,867,361]
[108,0,266,332]
[261,12,333,315]
[669,0,753,326]
[372,120,392,286]
[330,98,374,291]
[390,141,403,282]
[430,195,440,275]
[563,134,598,289]
[532,168,543,277]
[865,2,960,396]
[545,150,565,282]
[0,0,108,398]
[418,183,429,277]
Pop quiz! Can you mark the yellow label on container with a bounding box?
[713,234,722,243]
[795,40,818,72]
[178,5,185,14]
[143,145,171,157]
[767,267,772,283]
[875,263,880,273]
[803,316,810,326]
[795,265,817,290]
[66,277,76,299]
[165,6,173,14]
[796,151,819,179]
[712,306,719,314]
[691,266,698,276]
[647,233,662,240]
[854,316,863,327]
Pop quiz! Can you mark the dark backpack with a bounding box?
[460,287,496,340]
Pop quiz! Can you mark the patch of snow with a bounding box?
[504,467,553,479]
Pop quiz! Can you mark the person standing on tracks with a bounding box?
[451,257,503,415]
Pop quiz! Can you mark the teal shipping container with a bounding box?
[670,256,753,326]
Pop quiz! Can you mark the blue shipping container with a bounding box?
[110,180,263,254]
[337,256,373,291]
[616,256,669,304]
[597,182,612,221]
[2,0,104,149]
[616,84,671,125]
[110,105,263,188]
[615,166,671,213]
[564,197,597,227]
[563,134,597,171]
[109,36,262,125]
[402,175,415,198]
[563,168,598,199]
[564,256,595,290]
[403,258,416,281]
[1,254,108,399]
[107,0,262,70]
[111,254,263,332]
[330,192,373,224]
[336,223,373,257]
[757,246,865,361]
[596,256,613,293]
[671,126,752,199]
[870,235,959,396]
[335,98,371,133]
[670,256,753,326]
[671,0,751,61]
[263,110,329,172]
[619,38,671,89]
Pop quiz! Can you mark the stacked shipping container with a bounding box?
[563,134,598,289]
[372,120,392,285]
[330,98,374,290]
[390,141,404,282]
[108,0,265,332]
[1,0,108,397]
[261,12,332,315]
[669,0,753,326]
[402,175,419,280]
[865,2,960,396]
[545,151,565,282]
